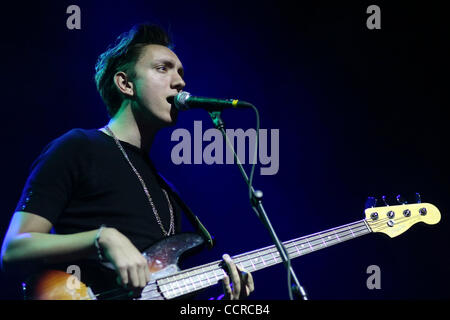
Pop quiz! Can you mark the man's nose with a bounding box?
[172,73,186,91]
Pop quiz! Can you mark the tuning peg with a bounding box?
[396,194,408,205]
[365,196,377,209]
[381,195,389,206]
[415,193,422,203]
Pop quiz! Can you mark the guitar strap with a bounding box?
[156,172,215,249]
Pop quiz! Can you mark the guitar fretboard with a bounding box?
[140,219,371,300]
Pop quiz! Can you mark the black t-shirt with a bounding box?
[15,128,182,252]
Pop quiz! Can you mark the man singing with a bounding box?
[1,24,254,300]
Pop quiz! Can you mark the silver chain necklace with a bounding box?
[103,126,175,237]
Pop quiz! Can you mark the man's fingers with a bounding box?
[223,254,241,299]
[128,265,140,288]
[117,265,129,286]
[236,264,254,294]
[144,262,151,284]
[137,256,149,288]
[101,229,150,292]
[222,275,232,298]
[241,269,254,294]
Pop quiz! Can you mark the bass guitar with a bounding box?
[26,201,440,300]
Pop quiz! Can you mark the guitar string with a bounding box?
[88,224,368,300]
[147,220,369,289]
[152,222,368,286]
[90,214,421,300]
[81,222,366,301]
[143,227,370,300]
[139,222,370,299]
[141,223,368,293]
[149,213,430,299]
[170,220,368,277]
[97,214,414,300]
[146,213,429,299]
[142,215,422,299]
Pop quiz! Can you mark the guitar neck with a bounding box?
[145,219,371,300]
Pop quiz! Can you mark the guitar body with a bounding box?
[25,233,205,300]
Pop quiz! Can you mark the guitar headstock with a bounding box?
[364,196,441,238]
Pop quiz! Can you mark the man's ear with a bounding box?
[113,71,134,97]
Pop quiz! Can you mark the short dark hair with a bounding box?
[95,24,173,117]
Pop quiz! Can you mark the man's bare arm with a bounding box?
[1,211,100,271]
[1,211,150,288]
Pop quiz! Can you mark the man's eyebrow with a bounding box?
[154,58,184,77]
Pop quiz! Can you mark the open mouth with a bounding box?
[166,95,175,106]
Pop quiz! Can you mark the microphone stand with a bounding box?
[208,110,308,300]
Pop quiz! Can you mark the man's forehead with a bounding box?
[140,44,183,66]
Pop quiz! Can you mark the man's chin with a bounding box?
[168,106,179,125]
[155,110,178,128]
[142,105,179,127]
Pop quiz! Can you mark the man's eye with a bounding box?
[156,66,167,72]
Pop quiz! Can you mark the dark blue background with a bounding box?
[0,0,448,300]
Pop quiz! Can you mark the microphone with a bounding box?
[173,91,253,111]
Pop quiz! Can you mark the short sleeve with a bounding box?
[15,129,90,224]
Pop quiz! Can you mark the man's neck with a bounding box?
[101,102,159,153]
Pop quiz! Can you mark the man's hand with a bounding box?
[221,254,255,300]
[98,227,150,290]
